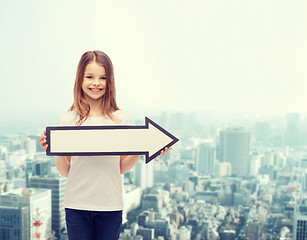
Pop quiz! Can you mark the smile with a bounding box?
[89,88,103,93]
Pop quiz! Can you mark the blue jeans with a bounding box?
[65,208,122,240]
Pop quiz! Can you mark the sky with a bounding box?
[0,0,306,134]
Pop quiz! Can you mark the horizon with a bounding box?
[1,108,306,136]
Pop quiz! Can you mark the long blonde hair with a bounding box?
[69,50,119,125]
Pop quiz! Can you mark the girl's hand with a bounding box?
[154,147,172,162]
[39,130,48,151]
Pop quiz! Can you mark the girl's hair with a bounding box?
[69,50,119,126]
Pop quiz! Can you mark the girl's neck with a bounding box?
[87,98,105,117]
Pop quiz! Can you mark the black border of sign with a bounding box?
[46,117,179,164]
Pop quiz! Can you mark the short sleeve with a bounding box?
[57,110,79,126]
[114,110,131,125]
[57,113,68,126]
[123,112,131,125]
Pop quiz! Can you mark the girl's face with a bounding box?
[82,61,107,102]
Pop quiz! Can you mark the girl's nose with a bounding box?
[93,78,100,85]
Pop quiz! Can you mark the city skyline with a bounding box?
[0,109,306,239]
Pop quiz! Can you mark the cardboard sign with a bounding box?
[46,117,179,163]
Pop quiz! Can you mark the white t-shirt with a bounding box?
[57,109,131,211]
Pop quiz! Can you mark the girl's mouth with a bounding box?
[89,88,103,93]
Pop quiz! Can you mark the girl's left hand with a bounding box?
[154,147,172,161]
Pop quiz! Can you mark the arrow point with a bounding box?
[144,117,179,164]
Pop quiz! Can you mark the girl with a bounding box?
[39,50,171,240]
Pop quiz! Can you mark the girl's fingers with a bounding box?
[39,139,48,148]
[39,140,45,148]
[154,158,158,161]
[39,136,46,142]
[158,147,173,156]
[39,131,48,150]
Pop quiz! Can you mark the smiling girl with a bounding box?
[39,50,170,240]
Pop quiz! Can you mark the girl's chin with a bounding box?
[84,94,104,101]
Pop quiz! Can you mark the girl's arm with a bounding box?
[56,156,71,177]
[40,131,71,177]
[120,155,142,174]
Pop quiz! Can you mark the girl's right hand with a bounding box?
[39,130,48,151]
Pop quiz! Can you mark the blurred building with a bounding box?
[0,188,52,240]
[215,162,232,177]
[29,176,66,239]
[0,205,30,240]
[195,142,216,176]
[250,156,261,176]
[134,158,153,190]
[138,227,154,240]
[168,164,190,185]
[246,219,261,240]
[26,159,52,187]
[171,226,191,240]
[286,113,300,147]
[219,229,236,240]
[254,122,271,145]
[25,138,36,154]
[219,127,250,176]
[293,204,307,240]
[145,219,170,239]
[0,160,6,182]
[0,145,8,161]
[142,194,162,211]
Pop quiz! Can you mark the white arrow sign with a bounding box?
[46,117,179,163]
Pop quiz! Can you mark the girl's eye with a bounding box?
[101,77,107,80]
[86,76,92,79]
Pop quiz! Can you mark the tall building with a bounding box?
[0,188,52,240]
[0,205,30,240]
[173,226,191,240]
[246,219,261,240]
[254,122,270,145]
[215,162,232,177]
[0,145,8,161]
[293,205,307,240]
[134,158,153,190]
[286,113,300,147]
[262,150,275,168]
[25,138,36,154]
[250,156,261,176]
[25,159,52,187]
[142,194,162,211]
[137,227,155,240]
[219,127,250,176]
[195,142,216,175]
[29,176,66,239]
[168,164,190,185]
[0,160,6,181]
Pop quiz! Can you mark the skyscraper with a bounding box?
[0,205,30,240]
[195,142,216,175]
[286,113,300,147]
[219,127,250,176]
[29,176,66,239]
[0,188,52,240]
[215,162,232,177]
[254,122,270,145]
[134,158,153,190]
[25,160,52,187]
[293,205,307,240]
